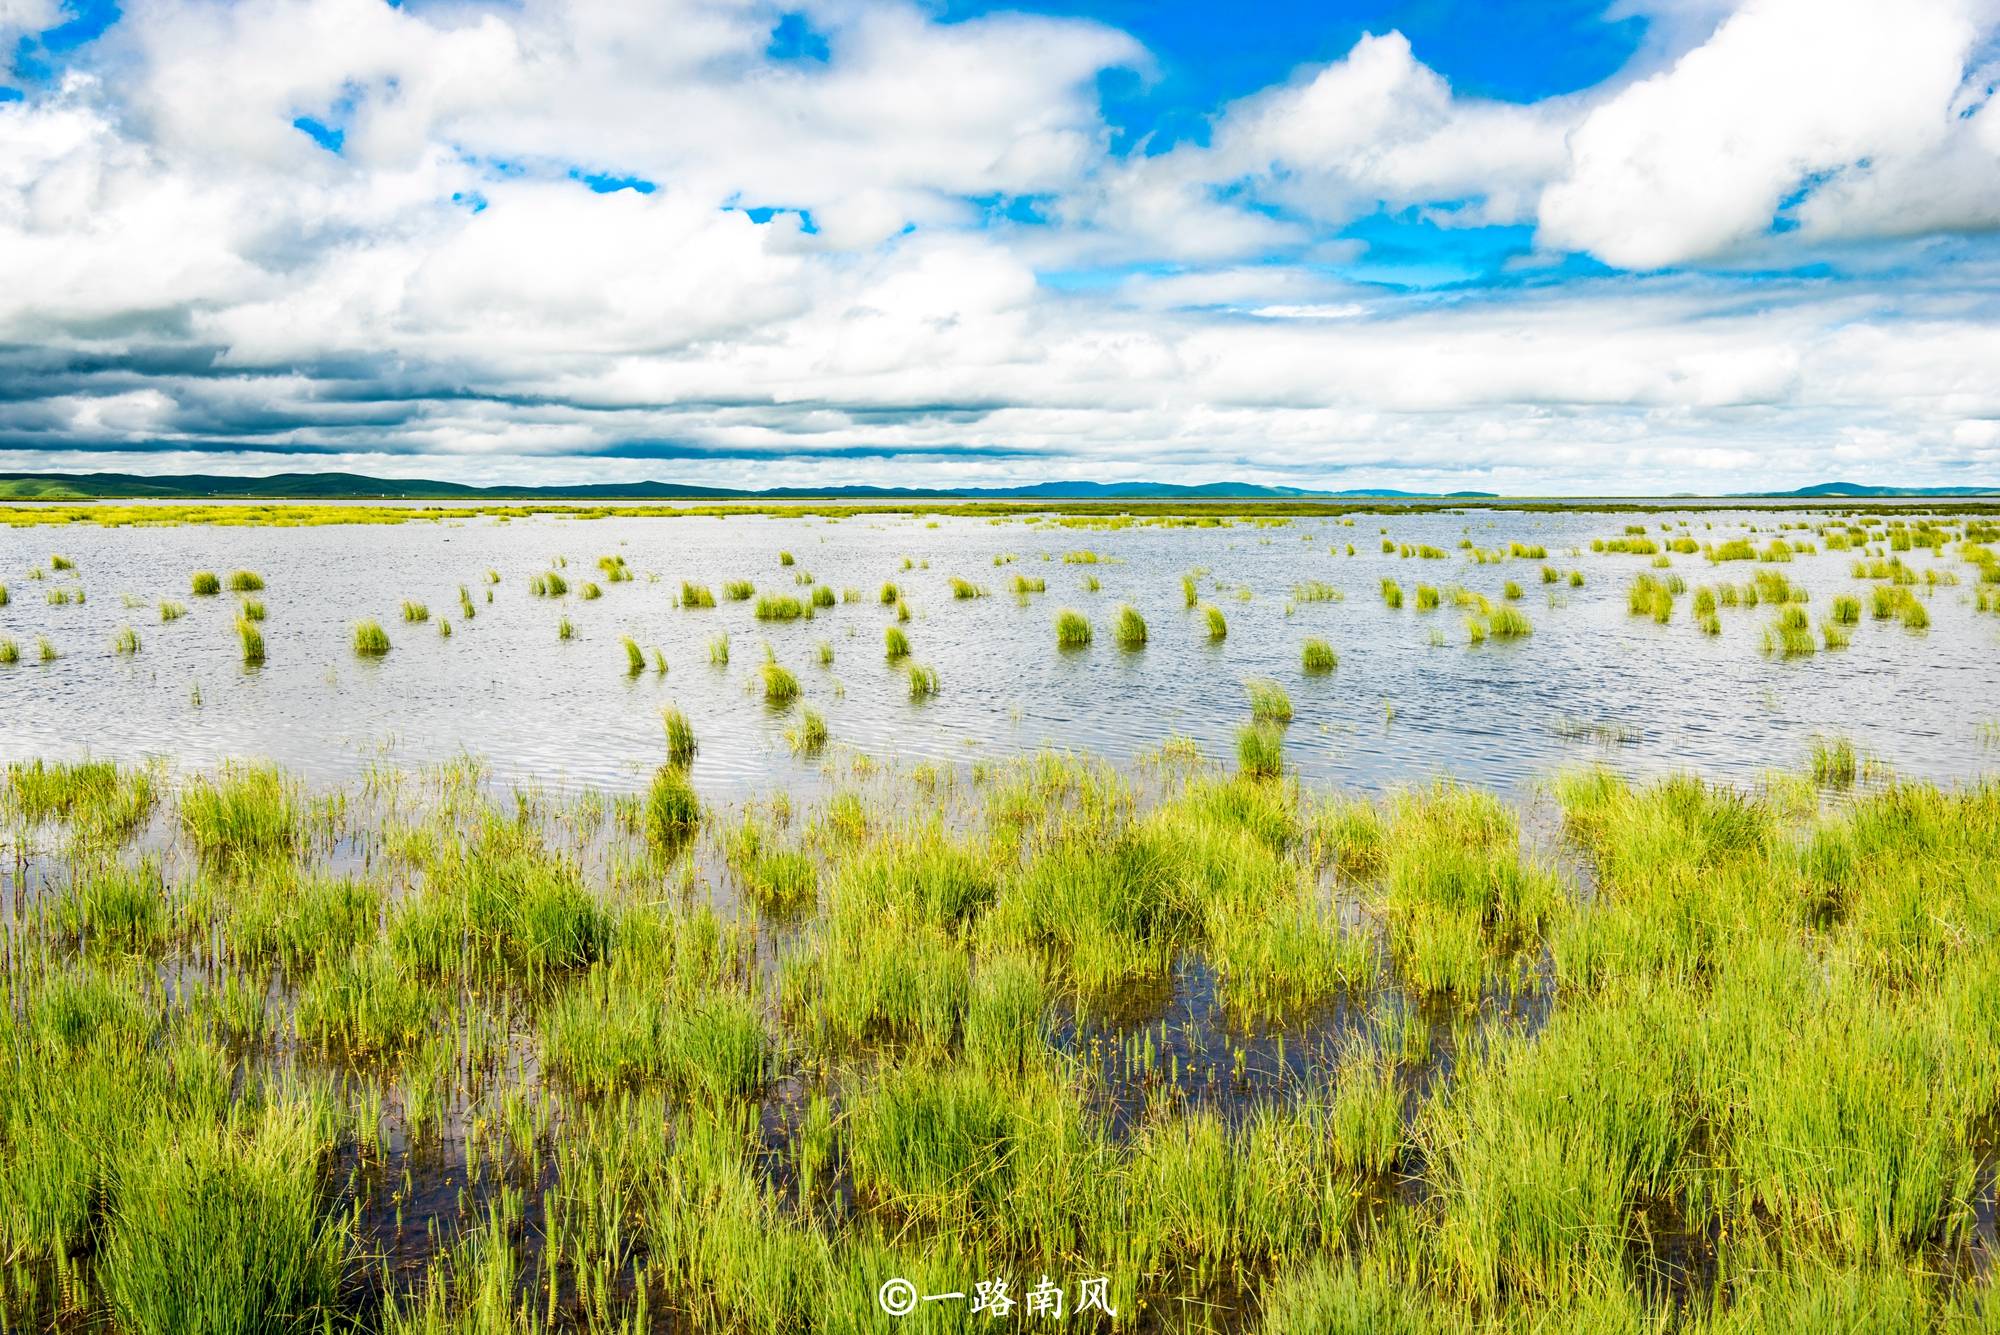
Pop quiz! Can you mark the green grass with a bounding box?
[1204,603,1228,640]
[709,633,730,665]
[779,550,795,566]
[1486,606,1533,639]
[353,620,391,657]
[622,637,645,675]
[755,593,806,620]
[1055,608,1093,648]
[1247,678,1293,723]
[37,635,57,662]
[1237,721,1284,778]
[884,625,910,660]
[239,597,266,621]
[644,765,701,847]
[761,659,800,704]
[401,600,429,622]
[0,638,16,664]
[1302,638,1338,673]
[180,764,298,860]
[949,577,985,599]
[1011,573,1046,594]
[236,616,264,666]
[789,708,829,755]
[1810,736,1858,787]
[1114,604,1147,647]
[113,626,141,656]
[579,582,602,600]
[226,570,264,592]
[879,581,900,604]
[1380,579,1403,609]
[558,615,574,640]
[680,581,716,607]
[661,707,697,766]
[724,580,755,601]
[190,571,220,596]
[907,662,940,699]
[159,599,186,621]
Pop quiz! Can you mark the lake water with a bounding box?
[3,504,1996,797]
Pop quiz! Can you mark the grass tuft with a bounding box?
[352,620,391,657]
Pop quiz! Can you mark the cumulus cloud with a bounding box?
[1541,0,2000,267]
[1,0,2000,491]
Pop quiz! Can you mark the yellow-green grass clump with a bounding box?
[0,639,16,665]
[1246,678,1293,722]
[1486,606,1533,639]
[879,581,900,604]
[949,577,986,599]
[789,708,829,755]
[906,662,940,699]
[1380,578,1404,609]
[159,600,186,622]
[353,620,391,657]
[112,626,141,656]
[1114,605,1147,647]
[1203,604,1228,640]
[1302,638,1337,673]
[1055,608,1092,648]
[661,707,697,767]
[755,593,806,621]
[644,764,701,848]
[227,569,264,592]
[237,615,264,666]
[1011,573,1046,595]
[622,637,646,675]
[1237,721,1283,778]
[239,598,265,621]
[884,625,911,660]
[190,570,221,596]
[724,580,756,601]
[680,581,716,608]
[761,659,800,705]
[401,600,429,622]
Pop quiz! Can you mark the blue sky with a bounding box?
[1,0,1997,492]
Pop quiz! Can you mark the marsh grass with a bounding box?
[558,616,575,640]
[401,600,429,622]
[236,616,264,666]
[1247,678,1294,723]
[1302,638,1337,673]
[724,580,755,601]
[761,659,800,705]
[1114,604,1147,647]
[1012,574,1046,595]
[239,597,266,621]
[622,637,645,675]
[191,571,221,596]
[113,626,141,656]
[1763,605,1816,658]
[227,570,264,592]
[0,638,16,664]
[579,582,602,600]
[1204,604,1228,640]
[1237,721,1284,778]
[1810,737,1858,786]
[661,707,698,766]
[907,662,941,699]
[755,593,806,621]
[1486,606,1533,639]
[1380,579,1404,609]
[879,582,900,604]
[680,581,716,608]
[37,635,58,661]
[949,577,986,599]
[1055,608,1093,648]
[789,708,829,755]
[645,765,701,847]
[353,620,391,657]
[884,625,910,660]
[709,633,730,666]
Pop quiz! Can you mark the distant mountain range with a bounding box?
[0,470,1502,502]
[0,470,1993,503]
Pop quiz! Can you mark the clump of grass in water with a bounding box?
[37,637,58,662]
[558,616,574,641]
[49,554,74,571]
[879,581,900,604]
[1204,604,1228,640]
[724,580,755,601]
[645,765,701,848]
[1302,638,1337,673]
[1380,578,1404,609]
[1830,593,1862,625]
[680,581,716,608]
[353,620,391,657]
[949,577,986,599]
[884,625,910,660]
[239,597,265,621]
[580,582,602,600]
[817,640,833,666]
[1762,605,1815,658]
[1487,606,1533,639]
[1246,678,1293,722]
[761,659,800,704]
[1415,584,1440,611]
[190,571,220,596]
[1011,573,1046,595]
[1115,605,1147,647]
[789,708,829,755]
[530,570,568,597]
[778,550,795,566]
[180,763,298,860]
[1503,580,1523,601]
[709,633,730,665]
[0,639,16,665]
[227,570,263,592]
[113,626,140,656]
[1055,608,1092,648]
[811,584,835,609]
[906,662,940,699]
[457,585,474,620]
[236,615,264,666]
[755,593,806,621]
[159,600,185,622]
[622,637,645,675]
[0,584,7,607]
[1810,737,1858,787]
[401,600,429,622]
[1238,721,1283,778]
[1083,574,1101,592]
[661,707,697,766]
[1181,574,1198,607]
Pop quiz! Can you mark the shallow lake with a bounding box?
[3,503,1996,796]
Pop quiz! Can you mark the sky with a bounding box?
[2,0,1999,493]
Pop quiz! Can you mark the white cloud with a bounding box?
[1540,0,2000,267]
